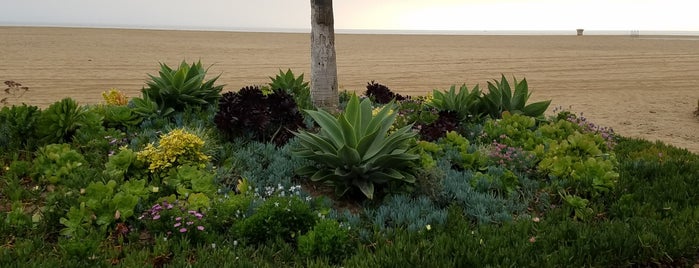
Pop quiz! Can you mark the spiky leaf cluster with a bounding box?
[139,61,223,114]
[215,86,304,145]
[293,94,419,200]
[37,98,103,144]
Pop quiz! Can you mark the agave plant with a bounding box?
[138,60,223,114]
[429,83,482,122]
[269,69,313,111]
[293,94,418,199]
[482,75,551,119]
[37,98,103,144]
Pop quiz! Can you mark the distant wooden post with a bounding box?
[576,29,584,36]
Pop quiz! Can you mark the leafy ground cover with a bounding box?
[1,62,698,267]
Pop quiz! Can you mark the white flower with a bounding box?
[426,224,432,231]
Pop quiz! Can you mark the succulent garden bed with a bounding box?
[1,61,698,267]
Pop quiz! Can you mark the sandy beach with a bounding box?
[1,26,698,153]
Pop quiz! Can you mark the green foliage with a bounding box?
[611,138,699,219]
[129,93,175,120]
[71,179,148,231]
[206,194,253,233]
[2,201,35,235]
[32,143,87,185]
[94,104,142,130]
[104,148,146,181]
[164,165,217,197]
[234,196,316,245]
[482,75,551,119]
[537,133,618,198]
[482,112,539,149]
[36,98,104,144]
[269,69,313,111]
[441,131,489,171]
[429,83,482,121]
[139,60,223,113]
[298,218,355,264]
[294,94,419,199]
[0,104,41,153]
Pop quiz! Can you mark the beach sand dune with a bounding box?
[1,26,698,153]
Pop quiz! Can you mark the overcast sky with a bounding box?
[1,0,696,32]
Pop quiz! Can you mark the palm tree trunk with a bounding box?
[310,0,338,109]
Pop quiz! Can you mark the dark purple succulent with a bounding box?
[418,111,459,141]
[365,81,405,104]
[215,86,303,145]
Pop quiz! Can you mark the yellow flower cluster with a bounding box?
[371,106,395,116]
[102,88,129,106]
[136,129,210,173]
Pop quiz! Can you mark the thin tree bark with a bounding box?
[310,0,338,109]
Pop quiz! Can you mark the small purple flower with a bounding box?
[174,222,181,227]
[197,226,205,231]
[175,217,182,221]
[179,228,187,233]
[186,221,194,225]
[152,214,161,220]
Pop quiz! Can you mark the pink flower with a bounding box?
[186,221,194,225]
[174,222,181,227]
[529,236,536,243]
[197,226,205,231]
[179,228,187,233]
[152,214,161,220]
[175,217,182,221]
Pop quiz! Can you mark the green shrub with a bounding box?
[298,218,355,264]
[36,98,103,144]
[206,194,253,234]
[269,69,313,111]
[482,75,551,119]
[293,94,419,200]
[234,196,316,245]
[139,60,223,113]
[0,104,41,153]
[429,83,482,122]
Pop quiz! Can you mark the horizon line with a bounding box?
[2,23,699,36]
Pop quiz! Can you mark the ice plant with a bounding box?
[139,200,207,240]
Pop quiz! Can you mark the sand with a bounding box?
[1,26,698,153]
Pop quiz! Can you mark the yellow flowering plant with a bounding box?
[102,88,129,106]
[136,129,210,174]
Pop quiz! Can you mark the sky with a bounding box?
[1,0,696,32]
